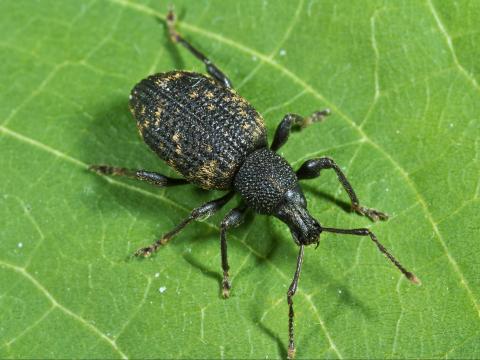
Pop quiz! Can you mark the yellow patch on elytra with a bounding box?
[220,161,237,179]
[232,94,248,106]
[172,132,182,154]
[155,78,169,88]
[223,96,231,102]
[166,159,179,171]
[242,122,251,130]
[205,91,214,99]
[154,106,163,118]
[239,109,248,117]
[207,104,216,111]
[189,91,199,99]
[252,127,266,143]
[173,72,183,79]
[206,144,213,152]
[136,120,149,137]
[196,160,218,185]
[255,115,265,129]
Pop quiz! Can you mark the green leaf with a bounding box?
[1,0,479,358]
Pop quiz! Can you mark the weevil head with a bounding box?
[234,148,322,246]
[274,186,322,246]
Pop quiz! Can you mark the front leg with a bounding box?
[287,245,305,359]
[270,109,330,152]
[296,157,388,221]
[219,206,247,298]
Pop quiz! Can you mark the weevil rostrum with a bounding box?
[90,9,420,359]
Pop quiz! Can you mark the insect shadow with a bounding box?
[82,96,215,259]
[182,210,286,297]
[82,96,137,163]
[249,226,373,355]
[257,321,288,359]
[85,95,205,190]
[302,183,352,214]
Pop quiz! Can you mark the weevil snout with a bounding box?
[275,187,322,246]
[287,206,322,246]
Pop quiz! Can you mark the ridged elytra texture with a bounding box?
[234,148,298,214]
[129,71,268,190]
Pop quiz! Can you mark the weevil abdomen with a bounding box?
[129,71,267,190]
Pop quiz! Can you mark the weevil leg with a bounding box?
[296,157,388,222]
[287,245,305,360]
[135,192,234,257]
[270,110,330,152]
[166,8,233,88]
[219,205,247,298]
[322,226,420,284]
[89,165,189,187]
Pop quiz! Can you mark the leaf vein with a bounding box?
[0,261,128,359]
[3,306,55,348]
[236,0,305,90]
[426,0,480,92]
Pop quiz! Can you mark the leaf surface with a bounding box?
[1,0,479,358]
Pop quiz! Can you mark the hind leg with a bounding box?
[219,206,247,298]
[166,9,232,88]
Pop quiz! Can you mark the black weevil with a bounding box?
[90,9,420,359]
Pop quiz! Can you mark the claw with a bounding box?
[353,204,388,222]
[89,165,127,176]
[89,164,109,174]
[301,108,331,128]
[287,346,296,359]
[134,246,155,258]
[222,272,231,298]
[133,237,168,258]
[222,285,230,298]
[166,6,180,43]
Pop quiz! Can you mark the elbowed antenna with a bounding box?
[322,226,421,285]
